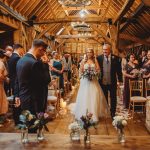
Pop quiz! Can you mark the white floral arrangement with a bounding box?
[68,121,82,132]
[112,116,127,130]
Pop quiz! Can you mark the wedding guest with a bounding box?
[0,50,9,127]
[62,52,72,82]
[15,39,48,115]
[139,50,147,67]
[142,50,150,79]
[50,51,64,91]
[123,53,139,109]
[8,44,24,125]
[4,46,13,96]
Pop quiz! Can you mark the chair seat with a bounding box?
[7,96,14,102]
[47,96,57,102]
[147,96,150,100]
[131,96,147,102]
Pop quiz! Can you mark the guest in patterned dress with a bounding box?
[123,54,139,109]
[0,50,9,126]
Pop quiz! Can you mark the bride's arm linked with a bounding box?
[95,59,100,73]
[79,60,85,78]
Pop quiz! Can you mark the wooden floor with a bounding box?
[0,86,149,136]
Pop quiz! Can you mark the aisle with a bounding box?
[0,84,149,136]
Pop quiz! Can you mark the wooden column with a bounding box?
[108,25,119,55]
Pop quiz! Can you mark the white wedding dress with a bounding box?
[73,63,110,122]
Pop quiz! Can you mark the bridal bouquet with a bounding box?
[82,68,99,81]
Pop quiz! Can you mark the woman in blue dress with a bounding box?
[50,51,64,91]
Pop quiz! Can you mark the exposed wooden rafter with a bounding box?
[113,0,135,25]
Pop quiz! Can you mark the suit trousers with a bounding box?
[101,84,117,117]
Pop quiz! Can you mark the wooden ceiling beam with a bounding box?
[28,0,46,18]
[34,18,108,24]
[57,5,106,11]
[56,34,98,39]
[21,0,37,16]
[97,0,103,15]
[113,0,135,25]
[91,24,111,43]
[120,3,145,32]
[119,33,150,46]
[142,0,150,6]
[46,0,56,19]
[23,0,40,16]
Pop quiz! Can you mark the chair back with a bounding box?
[129,80,143,97]
[145,79,150,97]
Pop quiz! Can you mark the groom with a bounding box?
[97,43,122,119]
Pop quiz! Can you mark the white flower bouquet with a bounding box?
[112,116,127,130]
[68,121,82,132]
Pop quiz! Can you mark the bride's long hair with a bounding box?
[85,48,95,63]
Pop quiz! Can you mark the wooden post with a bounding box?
[108,25,119,55]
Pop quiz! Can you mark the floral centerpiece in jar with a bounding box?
[68,121,82,141]
[17,110,35,143]
[31,112,52,141]
[112,116,127,143]
[79,110,97,144]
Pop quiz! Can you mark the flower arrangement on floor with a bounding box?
[68,121,82,141]
[112,116,127,143]
[79,111,97,144]
[31,112,52,141]
[17,110,35,143]
[17,110,52,143]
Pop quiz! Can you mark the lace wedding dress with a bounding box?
[73,63,110,122]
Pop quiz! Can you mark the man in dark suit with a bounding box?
[97,43,123,119]
[8,44,24,125]
[139,50,147,68]
[15,39,48,115]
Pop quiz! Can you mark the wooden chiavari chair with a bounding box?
[129,80,147,118]
[47,76,60,117]
[145,79,150,100]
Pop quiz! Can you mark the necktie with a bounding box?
[106,56,109,64]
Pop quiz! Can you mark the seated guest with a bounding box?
[123,53,139,109]
[8,44,24,125]
[50,51,64,92]
[15,39,48,116]
[0,50,9,127]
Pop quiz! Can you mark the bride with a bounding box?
[73,48,110,122]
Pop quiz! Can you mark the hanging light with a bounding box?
[58,0,91,7]
[79,9,89,18]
